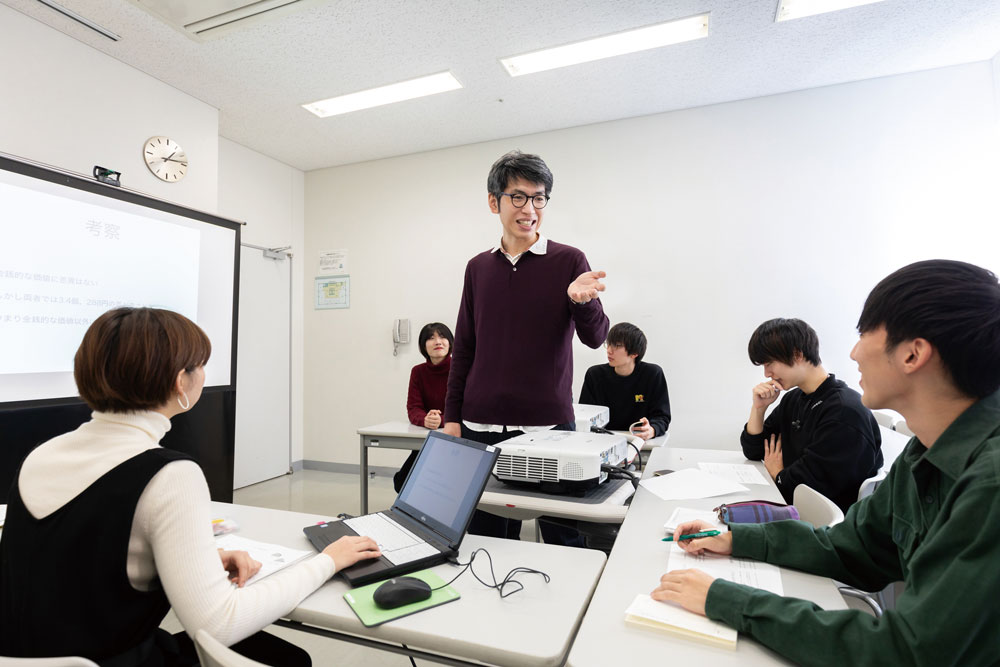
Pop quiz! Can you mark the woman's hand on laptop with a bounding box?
[323,535,382,571]
[218,549,262,587]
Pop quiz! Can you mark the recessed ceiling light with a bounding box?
[500,14,710,77]
[302,72,462,118]
[776,0,887,22]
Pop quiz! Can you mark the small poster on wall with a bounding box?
[315,275,350,309]
[319,249,349,275]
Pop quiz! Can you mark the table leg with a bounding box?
[359,435,369,515]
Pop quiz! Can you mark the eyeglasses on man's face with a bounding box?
[498,192,550,209]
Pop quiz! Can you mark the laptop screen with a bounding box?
[393,431,498,545]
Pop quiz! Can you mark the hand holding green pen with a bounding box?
[662,530,721,542]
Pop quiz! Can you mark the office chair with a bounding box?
[857,471,888,501]
[878,426,909,465]
[0,658,98,667]
[792,484,844,528]
[792,485,884,618]
[194,630,272,667]
[871,410,896,430]
[894,420,915,437]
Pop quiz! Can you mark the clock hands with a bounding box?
[145,137,187,181]
[159,150,186,165]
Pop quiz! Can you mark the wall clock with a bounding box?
[143,136,188,182]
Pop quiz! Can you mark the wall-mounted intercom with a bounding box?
[393,318,410,356]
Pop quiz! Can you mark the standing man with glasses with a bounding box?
[443,150,609,539]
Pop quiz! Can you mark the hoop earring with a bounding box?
[177,391,191,411]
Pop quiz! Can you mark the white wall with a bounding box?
[0,5,218,211]
[218,138,306,464]
[993,49,1000,119]
[1,4,307,476]
[304,60,1000,467]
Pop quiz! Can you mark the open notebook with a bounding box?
[624,594,737,650]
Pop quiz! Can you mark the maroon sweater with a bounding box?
[407,356,451,426]
[445,240,609,426]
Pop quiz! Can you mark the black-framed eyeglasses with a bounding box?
[498,192,550,209]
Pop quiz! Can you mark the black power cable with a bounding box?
[432,548,550,598]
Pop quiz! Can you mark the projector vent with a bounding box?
[496,454,558,482]
[561,462,585,480]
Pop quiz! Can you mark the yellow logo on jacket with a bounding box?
[634,394,644,403]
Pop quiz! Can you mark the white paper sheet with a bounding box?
[215,533,313,586]
[697,462,770,485]
[640,468,748,501]
[664,506,727,534]
[666,546,783,596]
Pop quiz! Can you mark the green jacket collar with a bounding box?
[910,389,1000,480]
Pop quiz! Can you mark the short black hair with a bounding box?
[748,318,822,367]
[857,259,1000,399]
[607,322,647,363]
[417,322,454,363]
[487,151,553,198]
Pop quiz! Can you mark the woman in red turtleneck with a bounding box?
[393,322,454,492]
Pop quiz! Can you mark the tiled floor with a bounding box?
[161,468,538,665]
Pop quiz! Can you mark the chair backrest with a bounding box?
[0,658,99,667]
[194,630,271,667]
[871,410,896,429]
[894,420,915,437]
[857,470,888,501]
[877,425,910,474]
[793,484,845,528]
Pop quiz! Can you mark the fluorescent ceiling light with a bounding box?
[500,14,710,77]
[776,0,887,22]
[303,72,462,118]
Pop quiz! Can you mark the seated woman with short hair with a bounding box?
[394,322,454,492]
[0,307,380,666]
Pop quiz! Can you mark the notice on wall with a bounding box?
[318,249,348,275]
[315,275,350,309]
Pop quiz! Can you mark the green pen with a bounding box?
[662,530,721,542]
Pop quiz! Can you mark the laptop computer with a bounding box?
[303,430,499,587]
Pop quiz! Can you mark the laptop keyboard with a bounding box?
[344,513,439,565]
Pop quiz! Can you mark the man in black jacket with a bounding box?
[580,322,670,440]
[741,318,882,513]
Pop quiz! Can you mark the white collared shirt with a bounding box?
[490,234,548,266]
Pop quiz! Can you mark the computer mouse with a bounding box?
[372,576,433,609]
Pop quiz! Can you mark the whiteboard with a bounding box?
[234,245,290,488]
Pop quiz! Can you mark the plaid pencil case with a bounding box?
[715,500,799,525]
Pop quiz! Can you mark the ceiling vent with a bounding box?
[128,0,327,41]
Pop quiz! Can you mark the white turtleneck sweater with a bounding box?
[16,411,336,646]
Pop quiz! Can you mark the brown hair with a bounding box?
[74,307,211,413]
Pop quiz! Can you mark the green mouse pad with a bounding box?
[343,569,460,627]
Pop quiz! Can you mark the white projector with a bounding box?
[493,430,629,494]
[573,402,610,433]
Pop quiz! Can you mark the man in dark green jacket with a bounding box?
[653,259,1000,666]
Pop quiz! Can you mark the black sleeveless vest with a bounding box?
[0,447,193,665]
